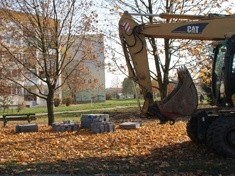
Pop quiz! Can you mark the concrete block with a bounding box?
[119,122,140,129]
[52,121,80,132]
[81,114,109,129]
[91,121,115,133]
[16,124,38,133]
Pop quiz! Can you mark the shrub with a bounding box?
[64,97,72,106]
[106,93,112,100]
[54,97,61,107]
[17,102,25,112]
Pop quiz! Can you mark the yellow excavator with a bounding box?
[119,11,235,157]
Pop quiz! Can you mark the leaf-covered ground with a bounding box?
[0,111,234,175]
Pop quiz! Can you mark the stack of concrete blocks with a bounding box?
[52,120,80,132]
[16,123,38,133]
[80,114,115,133]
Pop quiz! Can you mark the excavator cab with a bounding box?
[212,42,227,106]
[212,37,235,107]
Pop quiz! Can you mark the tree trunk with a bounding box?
[160,1,171,100]
[72,93,76,104]
[163,38,170,98]
[152,38,171,100]
[47,91,55,126]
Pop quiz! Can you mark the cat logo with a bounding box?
[172,23,209,34]
[187,26,200,33]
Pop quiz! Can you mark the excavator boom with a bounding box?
[121,12,235,40]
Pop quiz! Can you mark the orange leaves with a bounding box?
[199,60,212,86]
[0,121,189,164]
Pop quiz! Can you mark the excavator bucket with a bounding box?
[158,67,198,120]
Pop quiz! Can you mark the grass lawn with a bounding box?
[0,99,141,124]
[1,99,140,114]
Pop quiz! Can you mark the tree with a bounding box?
[0,0,98,125]
[104,0,233,100]
[111,76,121,88]
[0,80,12,112]
[122,77,134,97]
[63,63,91,104]
[198,57,213,103]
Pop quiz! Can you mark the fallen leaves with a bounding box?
[0,120,189,164]
[1,114,234,175]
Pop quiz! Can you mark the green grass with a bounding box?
[0,99,141,123]
[1,99,140,114]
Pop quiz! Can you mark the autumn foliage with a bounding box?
[198,59,213,86]
[0,121,186,163]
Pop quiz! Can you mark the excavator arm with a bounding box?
[119,11,235,122]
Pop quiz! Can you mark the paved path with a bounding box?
[35,105,138,117]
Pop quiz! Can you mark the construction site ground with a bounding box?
[0,107,234,175]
